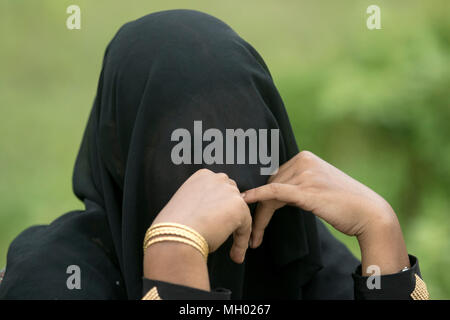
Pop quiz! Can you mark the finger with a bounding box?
[230,211,252,264]
[242,183,301,205]
[250,200,284,248]
[228,178,238,189]
[216,172,229,180]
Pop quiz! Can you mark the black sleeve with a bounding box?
[142,278,231,300]
[0,211,127,300]
[353,255,429,300]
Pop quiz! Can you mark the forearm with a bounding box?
[143,241,210,291]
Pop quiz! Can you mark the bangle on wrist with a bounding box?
[143,223,209,260]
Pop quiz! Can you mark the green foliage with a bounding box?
[0,0,448,298]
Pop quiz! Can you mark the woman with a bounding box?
[0,10,428,300]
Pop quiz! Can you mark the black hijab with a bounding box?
[0,10,322,299]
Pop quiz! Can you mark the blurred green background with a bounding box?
[0,0,449,298]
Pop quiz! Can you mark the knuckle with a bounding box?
[295,184,304,194]
[217,172,229,180]
[234,193,247,206]
[197,168,212,175]
[269,183,279,194]
[235,196,250,213]
[230,183,239,192]
[298,150,314,161]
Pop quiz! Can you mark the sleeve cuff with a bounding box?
[142,278,231,300]
[352,254,429,300]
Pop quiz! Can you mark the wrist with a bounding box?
[357,199,397,238]
[357,214,400,252]
[143,241,210,291]
[357,207,410,275]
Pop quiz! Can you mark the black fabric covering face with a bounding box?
[1,10,323,299]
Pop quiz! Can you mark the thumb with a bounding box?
[229,211,252,264]
[250,200,284,248]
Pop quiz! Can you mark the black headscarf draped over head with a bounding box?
[73,9,323,299]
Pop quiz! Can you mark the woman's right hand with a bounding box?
[151,169,252,263]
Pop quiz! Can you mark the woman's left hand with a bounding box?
[243,150,410,275]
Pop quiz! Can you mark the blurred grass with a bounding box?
[0,0,449,298]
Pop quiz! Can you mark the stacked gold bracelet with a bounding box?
[143,223,209,260]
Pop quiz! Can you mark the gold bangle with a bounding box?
[144,235,207,260]
[144,227,208,255]
[144,223,208,251]
[143,228,208,259]
[145,223,207,242]
[143,223,209,260]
